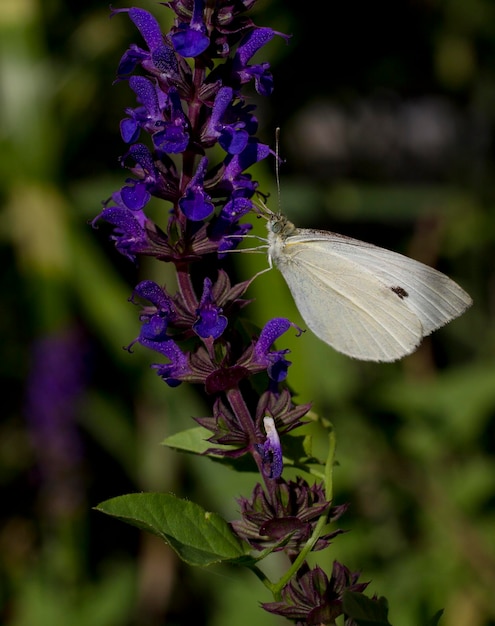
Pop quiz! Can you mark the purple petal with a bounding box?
[129,76,160,117]
[153,125,189,153]
[151,46,179,77]
[179,157,215,221]
[193,278,228,339]
[127,8,164,52]
[235,28,275,66]
[171,25,209,57]
[133,280,175,312]
[254,318,293,359]
[121,181,150,210]
[259,416,283,479]
[120,118,140,144]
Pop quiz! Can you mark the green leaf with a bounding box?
[162,427,258,472]
[162,426,216,455]
[95,492,250,566]
[342,591,393,625]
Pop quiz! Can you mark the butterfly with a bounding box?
[263,211,472,361]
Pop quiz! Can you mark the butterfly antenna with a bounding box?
[275,127,282,214]
[253,127,283,219]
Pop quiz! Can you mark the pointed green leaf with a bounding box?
[95,492,250,566]
[162,426,218,455]
[162,426,258,471]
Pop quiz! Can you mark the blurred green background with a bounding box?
[1,0,494,624]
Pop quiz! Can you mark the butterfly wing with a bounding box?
[293,229,472,335]
[272,230,471,362]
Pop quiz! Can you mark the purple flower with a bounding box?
[112,7,164,75]
[179,157,215,221]
[255,416,283,479]
[152,87,189,153]
[132,280,178,332]
[218,140,271,198]
[209,195,253,253]
[193,277,228,339]
[151,45,180,80]
[113,7,189,93]
[100,7,277,261]
[252,318,300,382]
[170,0,210,58]
[150,340,191,387]
[133,280,175,309]
[202,86,250,154]
[129,280,192,386]
[119,143,158,209]
[120,76,163,143]
[232,28,289,96]
[120,7,164,52]
[93,191,151,262]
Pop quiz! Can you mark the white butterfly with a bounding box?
[264,212,472,362]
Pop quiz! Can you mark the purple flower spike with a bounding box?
[193,277,228,339]
[170,0,209,58]
[256,416,283,479]
[179,156,215,221]
[96,5,363,623]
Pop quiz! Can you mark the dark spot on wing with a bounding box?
[391,286,409,299]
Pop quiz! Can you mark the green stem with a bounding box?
[272,427,337,597]
[249,564,277,594]
[324,425,336,501]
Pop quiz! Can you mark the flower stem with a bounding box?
[271,429,337,597]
